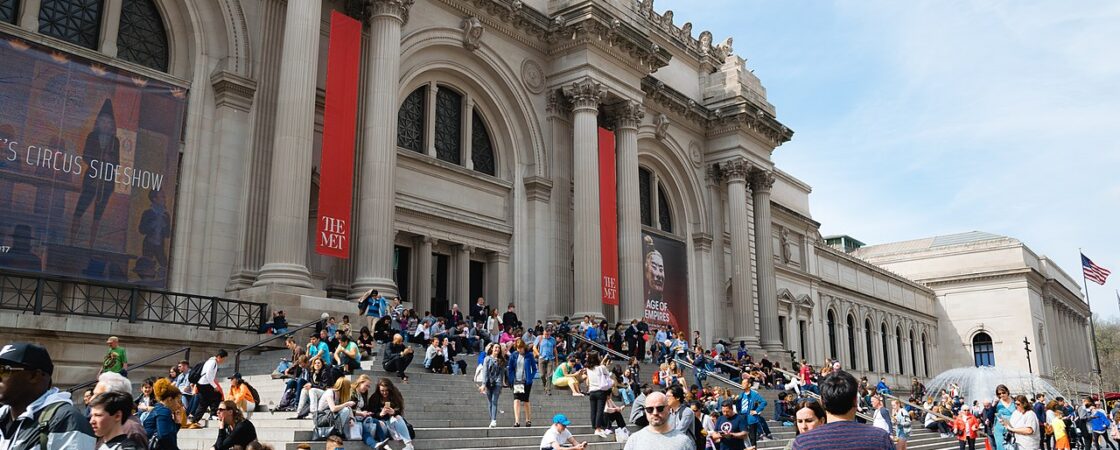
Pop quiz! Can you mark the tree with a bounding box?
[1093,315,1120,392]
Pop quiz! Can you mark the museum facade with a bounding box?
[0,0,1093,387]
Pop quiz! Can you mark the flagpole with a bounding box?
[1080,250,1103,377]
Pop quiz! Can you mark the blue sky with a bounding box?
[655,0,1120,318]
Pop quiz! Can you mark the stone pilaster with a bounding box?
[456,245,473,310]
[99,0,123,57]
[721,159,757,347]
[562,78,607,321]
[352,0,414,298]
[414,236,435,314]
[614,100,644,322]
[254,0,322,288]
[750,169,782,353]
[17,0,40,31]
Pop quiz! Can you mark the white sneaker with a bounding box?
[402,443,414,450]
[604,429,613,435]
[374,439,391,450]
[489,420,497,428]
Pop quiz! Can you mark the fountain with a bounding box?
[924,366,1066,406]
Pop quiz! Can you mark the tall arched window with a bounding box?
[827,310,837,360]
[973,332,995,367]
[396,84,497,176]
[865,318,875,372]
[1,0,18,24]
[881,322,891,374]
[909,329,917,375]
[38,0,104,49]
[895,326,903,375]
[921,333,930,376]
[846,314,856,369]
[637,167,674,233]
[117,0,169,71]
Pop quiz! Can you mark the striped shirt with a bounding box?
[791,420,894,450]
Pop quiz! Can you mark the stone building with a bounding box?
[854,231,1098,380]
[0,0,992,386]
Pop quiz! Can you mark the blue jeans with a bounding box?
[620,388,635,405]
[486,385,501,421]
[361,416,411,445]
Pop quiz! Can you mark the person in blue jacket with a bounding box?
[143,379,181,450]
[738,377,772,445]
[507,338,538,428]
[1088,403,1116,450]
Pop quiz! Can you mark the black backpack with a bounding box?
[187,361,205,384]
[244,381,262,405]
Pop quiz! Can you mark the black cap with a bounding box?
[227,372,243,380]
[0,343,54,375]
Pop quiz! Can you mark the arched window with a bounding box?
[921,333,930,376]
[396,84,497,176]
[637,167,674,233]
[470,110,495,176]
[827,310,837,360]
[117,0,169,71]
[895,326,903,375]
[865,318,875,372]
[909,329,917,375]
[397,88,425,153]
[1,0,18,24]
[846,314,856,369]
[881,322,891,374]
[434,88,462,164]
[38,0,104,49]
[973,332,995,367]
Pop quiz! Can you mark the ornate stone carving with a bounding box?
[615,100,644,129]
[210,70,257,113]
[779,226,792,263]
[715,37,734,58]
[720,159,750,183]
[520,59,544,94]
[462,16,484,51]
[748,169,775,193]
[524,176,553,202]
[698,31,713,55]
[688,141,702,168]
[562,78,606,111]
[654,113,670,140]
[369,0,414,24]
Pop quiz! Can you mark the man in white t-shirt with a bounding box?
[539,414,586,449]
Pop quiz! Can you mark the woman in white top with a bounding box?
[317,377,356,437]
[485,310,502,339]
[1003,395,1040,450]
[423,337,447,373]
[411,321,430,345]
[585,352,612,437]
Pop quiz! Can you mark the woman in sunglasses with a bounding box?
[992,385,1015,450]
[210,400,257,450]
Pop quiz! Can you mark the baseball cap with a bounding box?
[552,414,571,426]
[227,372,243,380]
[106,336,119,343]
[0,343,54,375]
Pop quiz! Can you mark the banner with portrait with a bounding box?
[642,231,689,337]
[0,31,187,287]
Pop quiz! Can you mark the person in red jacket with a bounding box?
[952,408,982,450]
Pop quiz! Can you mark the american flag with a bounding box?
[1082,254,1111,285]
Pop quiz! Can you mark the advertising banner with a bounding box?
[598,127,619,306]
[0,31,187,287]
[315,11,362,258]
[642,232,689,337]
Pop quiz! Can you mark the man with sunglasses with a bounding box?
[0,342,96,450]
[623,391,694,450]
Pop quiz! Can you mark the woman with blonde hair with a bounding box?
[318,377,357,436]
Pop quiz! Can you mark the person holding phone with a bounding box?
[992,385,1016,450]
[1004,395,1041,450]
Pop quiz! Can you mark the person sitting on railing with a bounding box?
[258,310,289,335]
[333,333,362,374]
[382,334,415,383]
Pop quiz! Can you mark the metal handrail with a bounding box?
[672,356,742,391]
[570,332,630,362]
[768,365,883,423]
[68,346,191,393]
[234,318,326,372]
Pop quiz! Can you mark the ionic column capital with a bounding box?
[749,169,776,193]
[562,78,607,112]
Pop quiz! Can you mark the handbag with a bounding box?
[473,363,486,383]
[313,410,340,441]
[513,383,525,394]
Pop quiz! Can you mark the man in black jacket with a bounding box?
[0,342,96,450]
[470,297,489,325]
[502,303,519,331]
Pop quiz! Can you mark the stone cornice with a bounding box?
[691,232,713,252]
[641,76,793,148]
[434,0,552,53]
[210,70,257,113]
[633,0,731,69]
[814,242,937,296]
[549,3,672,74]
[523,175,553,202]
[771,202,822,229]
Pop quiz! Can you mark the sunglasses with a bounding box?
[0,365,28,376]
[644,405,668,414]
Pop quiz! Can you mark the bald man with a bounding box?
[624,391,695,450]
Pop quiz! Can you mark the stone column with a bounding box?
[562,78,606,320]
[17,0,41,31]
[352,0,414,298]
[414,237,434,314]
[456,245,472,310]
[614,100,644,322]
[750,169,783,353]
[253,0,322,288]
[99,0,123,57]
[722,159,757,347]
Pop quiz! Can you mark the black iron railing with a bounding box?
[0,270,267,332]
[234,317,326,373]
[67,346,191,393]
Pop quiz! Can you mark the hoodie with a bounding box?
[0,388,96,450]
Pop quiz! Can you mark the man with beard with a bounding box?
[0,343,96,449]
[624,392,694,450]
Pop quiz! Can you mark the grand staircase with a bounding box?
[177,346,968,450]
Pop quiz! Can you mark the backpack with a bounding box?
[244,381,262,405]
[37,402,64,450]
[187,361,205,384]
[358,296,370,314]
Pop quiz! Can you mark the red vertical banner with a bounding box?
[598,127,619,306]
[315,12,362,258]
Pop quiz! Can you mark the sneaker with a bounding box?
[514,422,520,427]
[526,421,532,427]
[402,443,414,450]
[374,439,391,450]
[604,429,613,435]
[489,420,497,428]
